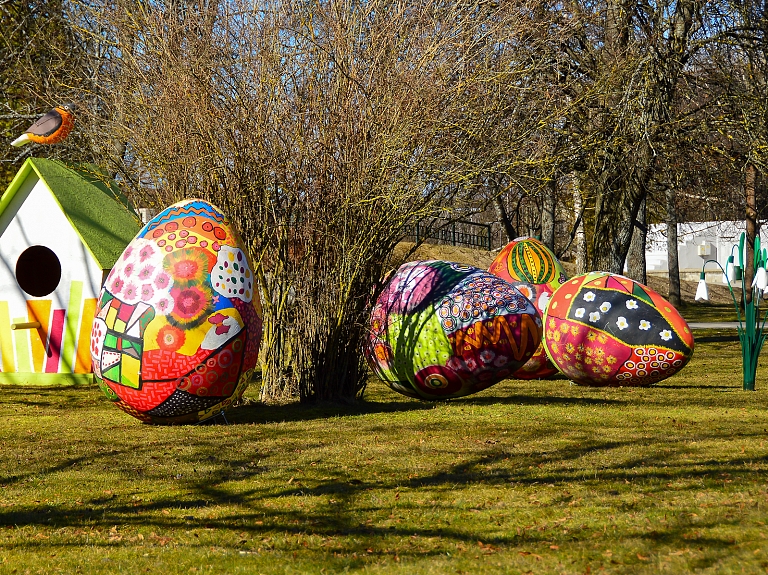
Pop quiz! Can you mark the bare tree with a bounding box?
[525,1,710,272]
[0,0,91,182]
[69,0,560,402]
[627,196,647,283]
[704,1,768,296]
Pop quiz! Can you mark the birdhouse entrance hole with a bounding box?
[15,245,61,297]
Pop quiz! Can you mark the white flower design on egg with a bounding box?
[616,316,628,330]
[584,291,596,302]
[575,307,586,318]
[659,329,672,341]
[599,301,611,313]
[626,299,638,310]
[589,311,600,323]
[639,320,651,330]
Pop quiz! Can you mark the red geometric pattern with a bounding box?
[233,298,261,370]
[141,346,211,380]
[107,378,178,412]
[105,332,248,416]
[176,332,246,398]
[614,347,689,386]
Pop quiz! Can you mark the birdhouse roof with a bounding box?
[0,158,142,270]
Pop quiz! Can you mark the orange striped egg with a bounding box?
[489,237,567,379]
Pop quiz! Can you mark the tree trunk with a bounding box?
[627,195,647,284]
[590,169,648,273]
[573,174,588,274]
[665,185,681,306]
[589,0,699,274]
[541,179,556,250]
[494,195,516,243]
[745,163,758,304]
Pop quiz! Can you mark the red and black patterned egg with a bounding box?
[542,272,694,386]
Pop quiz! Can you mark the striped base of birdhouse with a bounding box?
[0,373,93,386]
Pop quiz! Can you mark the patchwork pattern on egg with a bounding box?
[542,272,694,387]
[488,237,567,379]
[365,260,542,400]
[91,199,263,424]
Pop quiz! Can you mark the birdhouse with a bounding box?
[0,158,142,384]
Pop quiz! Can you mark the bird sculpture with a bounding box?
[11,103,77,147]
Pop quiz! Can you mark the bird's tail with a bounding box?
[11,133,30,147]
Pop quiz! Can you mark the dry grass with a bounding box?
[389,242,498,273]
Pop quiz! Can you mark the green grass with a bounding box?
[677,303,740,324]
[2,339,768,574]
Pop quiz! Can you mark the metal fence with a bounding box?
[402,219,492,251]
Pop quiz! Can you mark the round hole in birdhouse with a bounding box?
[15,245,61,297]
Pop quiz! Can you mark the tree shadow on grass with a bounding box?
[0,425,764,575]
[225,398,435,425]
[0,384,622,431]
[0,438,760,571]
[226,392,625,425]
[455,393,624,407]
[0,385,102,409]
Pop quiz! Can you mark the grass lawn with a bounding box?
[677,303,740,324]
[1,337,768,574]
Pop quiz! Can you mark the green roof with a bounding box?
[0,157,142,269]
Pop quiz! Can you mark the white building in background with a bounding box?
[645,221,768,284]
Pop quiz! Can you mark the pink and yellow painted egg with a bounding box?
[488,237,567,379]
[366,260,542,400]
[91,199,263,424]
[542,272,694,387]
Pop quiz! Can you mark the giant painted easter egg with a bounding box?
[542,272,694,386]
[91,200,263,424]
[489,237,567,379]
[365,260,542,400]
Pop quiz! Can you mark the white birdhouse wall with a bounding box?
[0,176,103,375]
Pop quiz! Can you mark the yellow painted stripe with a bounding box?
[60,281,84,373]
[0,372,93,386]
[74,298,96,374]
[12,317,31,373]
[0,302,14,372]
[27,300,51,373]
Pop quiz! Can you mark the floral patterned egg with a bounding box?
[489,237,567,379]
[542,272,694,386]
[91,200,263,424]
[365,260,542,400]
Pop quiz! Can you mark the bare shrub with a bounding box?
[68,0,561,401]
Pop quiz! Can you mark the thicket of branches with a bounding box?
[2,0,768,401]
[62,0,567,401]
[0,0,92,181]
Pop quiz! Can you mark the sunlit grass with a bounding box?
[678,303,740,324]
[1,337,767,573]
